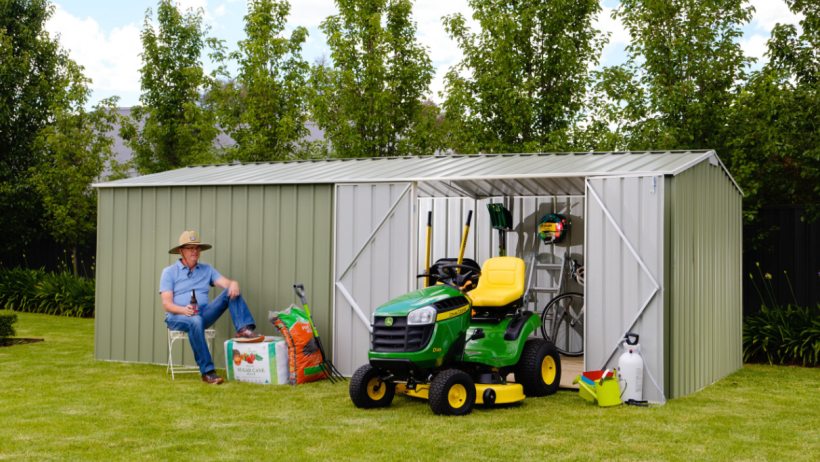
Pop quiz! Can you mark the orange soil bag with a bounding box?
[269,305,326,384]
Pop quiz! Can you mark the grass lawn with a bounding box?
[1,313,818,461]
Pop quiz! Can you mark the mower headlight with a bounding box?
[407,306,436,325]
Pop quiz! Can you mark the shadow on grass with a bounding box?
[0,337,44,346]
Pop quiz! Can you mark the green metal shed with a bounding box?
[93,150,742,402]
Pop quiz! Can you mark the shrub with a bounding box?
[743,304,820,366]
[0,309,16,338]
[34,272,95,317]
[744,264,819,366]
[0,268,41,311]
[0,268,94,318]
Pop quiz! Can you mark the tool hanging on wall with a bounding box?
[538,213,571,244]
[487,203,513,256]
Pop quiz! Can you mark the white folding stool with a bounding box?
[166,328,216,379]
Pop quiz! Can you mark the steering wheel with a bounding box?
[435,264,480,289]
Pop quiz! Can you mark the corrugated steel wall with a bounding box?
[333,183,415,375]
[586,175,666,402]
[667,161,743,398]
[95,184,333,368]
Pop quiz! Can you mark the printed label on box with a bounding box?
[225,337,289,384]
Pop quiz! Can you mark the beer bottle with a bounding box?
[190,290,198,315]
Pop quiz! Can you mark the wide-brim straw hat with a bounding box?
[168,230,213,254]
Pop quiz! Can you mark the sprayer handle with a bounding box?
[625,332,639,345]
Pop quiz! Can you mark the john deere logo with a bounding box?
[384,317,394,327]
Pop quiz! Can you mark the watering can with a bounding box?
[573,369,622,407]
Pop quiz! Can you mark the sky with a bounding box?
[47,0,803,108]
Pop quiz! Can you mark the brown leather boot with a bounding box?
[201,371,224,385]
[235,326,265,343]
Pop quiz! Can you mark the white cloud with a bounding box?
[289,0,337,30]
[745,0,802,66]
[748,0,801,32]
[47,5,142,105]
[741,34,770,64]
[595,4,629,66]
[413,0,472,101]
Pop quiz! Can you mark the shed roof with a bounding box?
[94,150,740,198]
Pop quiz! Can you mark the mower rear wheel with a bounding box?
[429,369,476,416]
[515,338,561,397]
[349,364,395,408]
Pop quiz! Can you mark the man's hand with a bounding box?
[227,280,240,299]
[214,276,241,299]
[182,304,198,316]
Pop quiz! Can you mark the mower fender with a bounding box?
[504,311,535,340]
[463,313,540,368]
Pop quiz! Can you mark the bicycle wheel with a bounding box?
[540,292,584,356]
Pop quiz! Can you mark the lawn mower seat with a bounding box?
[468,256,525,308]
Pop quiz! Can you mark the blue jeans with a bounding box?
[165,289,256,375]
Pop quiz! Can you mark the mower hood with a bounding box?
[373,285,463,317]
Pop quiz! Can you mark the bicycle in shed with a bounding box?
[539,256,585,356]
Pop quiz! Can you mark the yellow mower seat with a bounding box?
[468,257,526,308]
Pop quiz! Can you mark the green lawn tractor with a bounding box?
[349,251,562,415]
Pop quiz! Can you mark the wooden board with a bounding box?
[559,355,583,389]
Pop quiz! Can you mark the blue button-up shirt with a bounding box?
[159,259,222,306]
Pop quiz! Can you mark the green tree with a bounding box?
[726,0,818,220]
[442,0,603,153]
[0,0,75,265]
[311,0,435,157]
[122,0,218,174]
[587,0,752,151]
[30,62,122,275]
[209,0,310,162]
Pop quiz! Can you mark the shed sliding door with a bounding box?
[585,175,666,403]
[333,183,416,375]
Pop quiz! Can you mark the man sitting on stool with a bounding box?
[161,230,264,385]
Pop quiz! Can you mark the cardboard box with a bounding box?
[224,337,290,384]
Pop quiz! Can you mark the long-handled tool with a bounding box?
[293,283,346,382]
[456,210,473,270]
[424,211,433,287]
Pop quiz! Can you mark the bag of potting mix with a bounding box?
[269,305,326,384]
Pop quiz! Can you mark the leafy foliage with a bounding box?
[725,0,819,221]
[209,0,311,162]
[311,0,436,157]
[0,0,80,265]
[0,268,94,318]
[122,0,219,173]
[0,309,16,338]
[743,304,820,366]
[442,0,603,153]
[30,67,123,275]
[744,266,819,366]
[586,0,752,152]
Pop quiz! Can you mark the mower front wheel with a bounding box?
[515,338,561,397]
[349,364,395,408]
[429,369,476,416]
